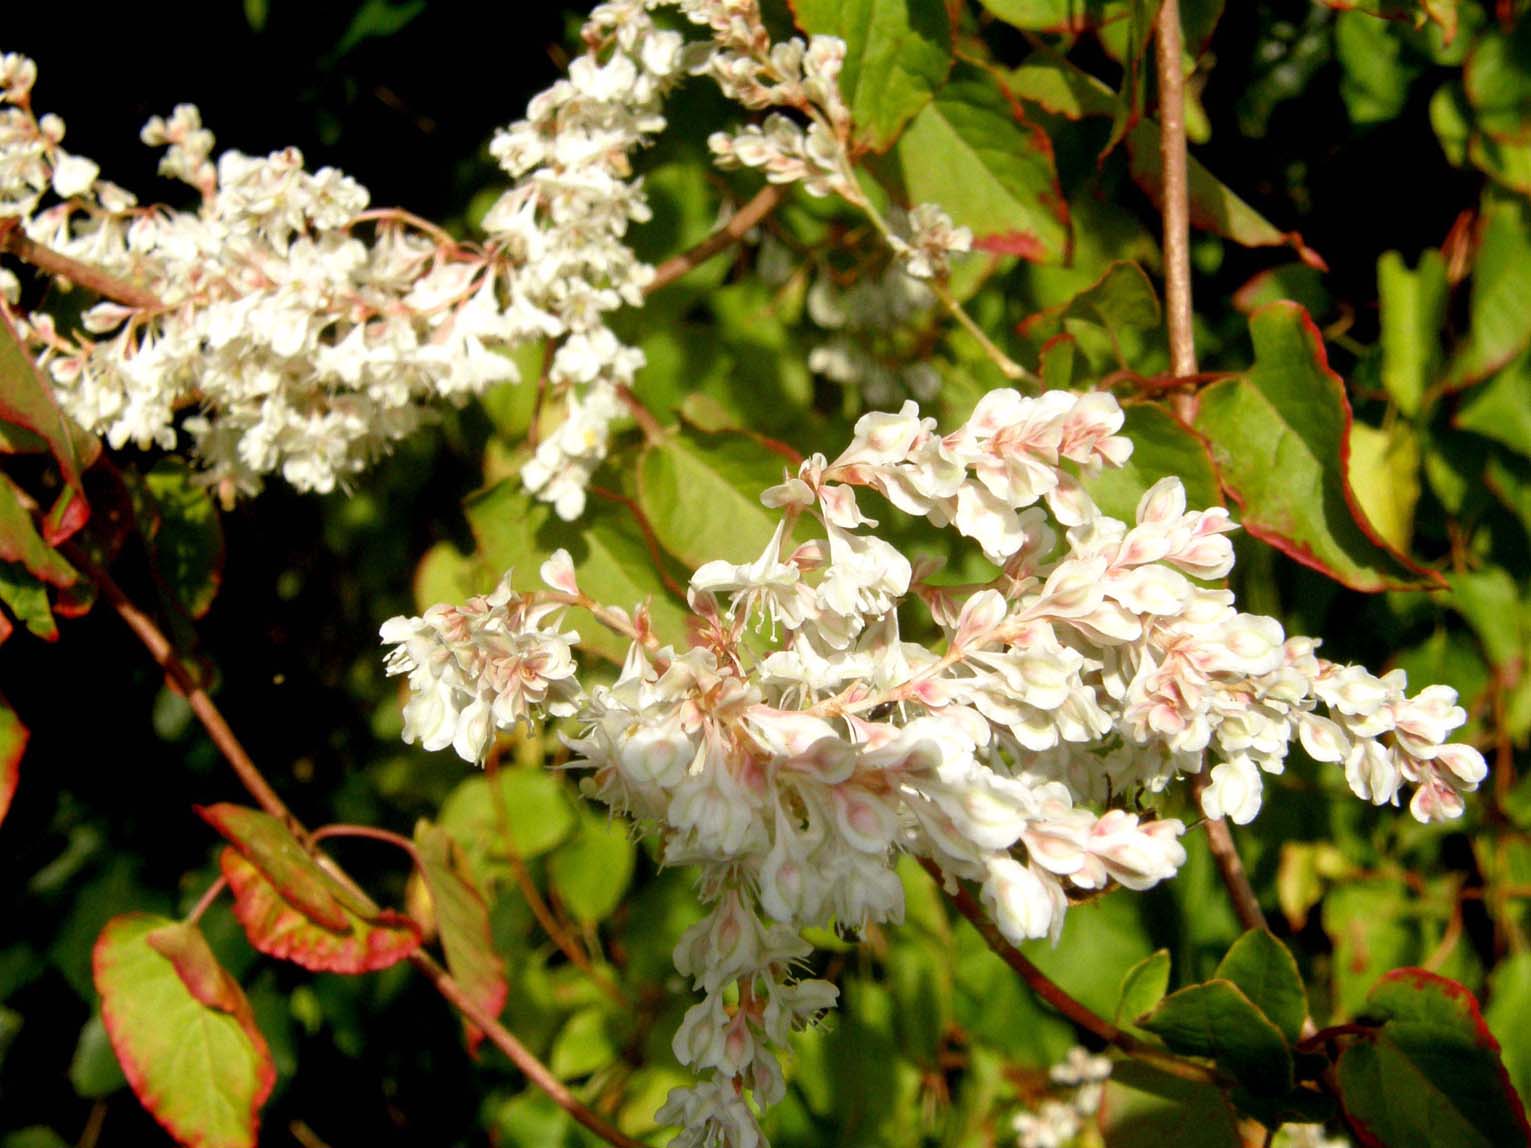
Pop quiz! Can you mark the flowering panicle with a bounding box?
[385,387,1484,1147]
[1012,1046,1112,1148]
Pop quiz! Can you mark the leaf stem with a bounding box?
[311,823,420,863]
[918,858,1225,1087]
[185,874,229,925]
[68,543,645,1148]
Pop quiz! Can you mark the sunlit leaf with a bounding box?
[895,63,1069,262]
[1214,930,1308,1045]
[1378,249,1447,417]
[789,0,952,151]
[1139,979,1294,1094]
[548,810,636,926]
[94,914,274,1148]
[1195,302,1442,591]
[1083,402,1222,524]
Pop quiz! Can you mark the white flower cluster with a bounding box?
[805,262,943,407]
[484,1,685,519]
[384,387,1485,1147]
[1012,1046,1112,1148]
[2,56,532,495]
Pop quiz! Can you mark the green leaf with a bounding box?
[414,821,508,1051]
[549,1007,616,1080]
[1320,0,1460,42]
[1485,952,1531,1108]
[1336,968,1531,1148]
[637,424,785,571]
[1336,10,1423,125]
[93,914,275,1148]
[1195,302,1442,592]
[1103,1060,1243,1147]
[548,810,636,926]
[1116,949,1171,1029]
[139,460,224,619]
[1456,350,1531,459]
[1084,403,1222,524]
[1213,930,1308,1045]
[68,1012,126,1098]
[789,0,953,151]
[1348,420,1421,553]
[1378,249,1448,417]
[1445,193,1531,387]
[1139,979,1294,1094]
[465,479,688,662]
[439,766,577,889]
[0,692,27,829]
[0,309,89,544]
[0,562,56,641]
[0,478,75,589]
[978,0,1107,32]
[1464,22,1531,146]
[1323,878,1420,1019]
[198,804,423,973]
[895,62,1069,263]
[1446,567,1526,670]
[1021,260,1162,365]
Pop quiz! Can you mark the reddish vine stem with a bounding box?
[65,543,644,1148]
[311,823,420,861]
[918,859,1224,1087]
[1155,0,1268,936]
[646,183,783,294]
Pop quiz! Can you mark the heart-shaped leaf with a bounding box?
[1336,968,1531,1148]
[93,914,274,1148]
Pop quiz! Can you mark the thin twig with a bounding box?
[929,279,1040,387]
[483,753,629,1006]
[918,859,1224,1087]
[70,545,644,1148]
[1193,785,1269,934]
[1,226,163,311]
[185,875,230,925]
[646,184,784,294]
[311,823,420,860]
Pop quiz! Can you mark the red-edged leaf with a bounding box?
[0,308,90,544]
[1336,968,1531,1148]
[895,62,1070,263]
[197,804,351,931]
[0,476,75,588]
[1003,56,1323,267]
[219,849,421,973]
[93,914,274,1148]
[0,561,58,641]
[199,803,423,973]
[414,820,508,1053]
[1194,302,1443,592]
[1321,0,1460,45]
[0,692,25,828]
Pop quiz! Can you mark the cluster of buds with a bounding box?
[1012,1046,1112,1148]
[385,387,1484,1147]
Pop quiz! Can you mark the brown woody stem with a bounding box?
[1,226,163,311]
[68,543,644,1148]
[1155,0,1198,384]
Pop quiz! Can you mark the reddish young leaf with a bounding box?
[93,914,275,1148]
[197,803,352,930]
[1194,303,1444,592]
[219,849,422,973]
[1336,967,1531,1148]
[414,820,508,1053]
[0,692,25,828]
